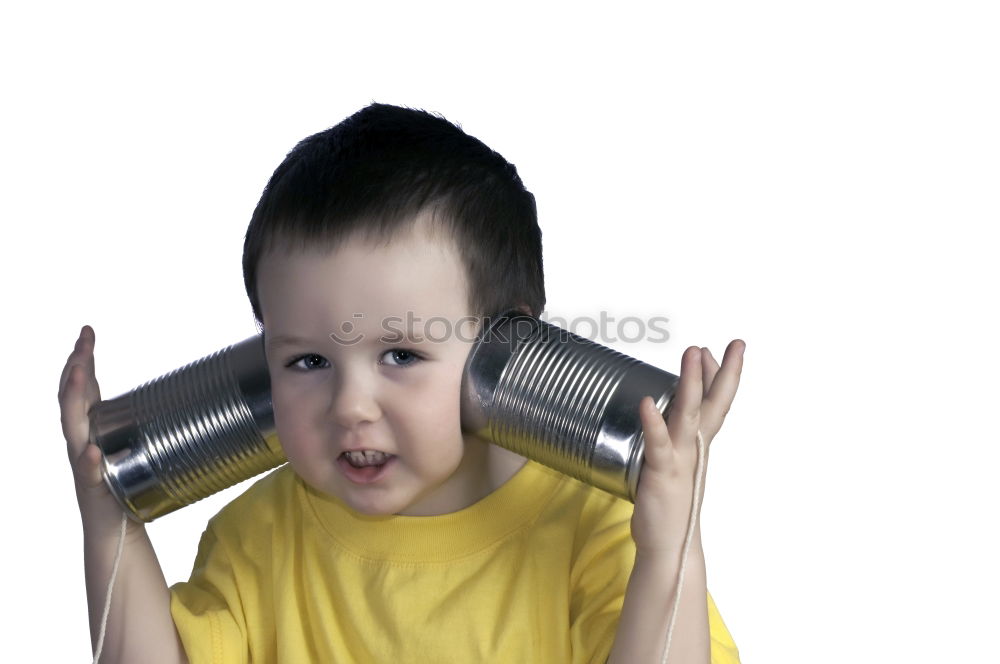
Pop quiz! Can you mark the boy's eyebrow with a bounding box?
[265,330,427,349]
[265,334,311,350]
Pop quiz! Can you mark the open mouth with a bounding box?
[341,450,393,468]
[336,451,397,484]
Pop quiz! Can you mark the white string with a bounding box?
[92,511,128,664]
[659,428,707,664]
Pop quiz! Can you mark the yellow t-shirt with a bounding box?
[170,460,740,663]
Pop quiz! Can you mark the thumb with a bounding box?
[73,441,107,493]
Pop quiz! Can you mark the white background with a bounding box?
[3,1,998,662]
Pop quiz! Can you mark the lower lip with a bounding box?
[336,455,396,484]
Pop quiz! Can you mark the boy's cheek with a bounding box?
[270,389,324,449]
[404,376,462,419]
[272,377,329,414]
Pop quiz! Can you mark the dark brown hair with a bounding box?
[242,102,546,332]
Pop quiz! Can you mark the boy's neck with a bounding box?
[395,438,528,516]
[485,442,529,493]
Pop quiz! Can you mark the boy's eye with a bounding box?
[286,354,329,371]
[284,350,423,371]
[382,349,422,367]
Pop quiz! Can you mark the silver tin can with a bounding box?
[89,335,284,522]
[461,310,680,502]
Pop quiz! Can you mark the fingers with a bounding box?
[58,326,101,460]
[665,345,704,451]
[638,393,686,480]
[58,326,84,396]
[636,341,743,495]
[700,346,720,399]
[699,340,745,439]
[81,326,101,407]
[639,346,705,476]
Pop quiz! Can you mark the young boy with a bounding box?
[60,103,746,663]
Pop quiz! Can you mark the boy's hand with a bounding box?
[58,325,128,533]
[630,340,745,555]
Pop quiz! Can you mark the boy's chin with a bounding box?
[343,497,400,517]
[331,486,410,517]
[291,470,398,516]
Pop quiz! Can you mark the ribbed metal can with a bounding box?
[89,335,285,522]
[461,310,680,502]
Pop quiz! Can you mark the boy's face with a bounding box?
[257,215,494,516]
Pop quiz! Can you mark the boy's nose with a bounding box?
[329,372,381,428]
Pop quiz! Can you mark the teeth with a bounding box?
[344,450,390,467]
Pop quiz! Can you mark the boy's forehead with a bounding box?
[257,230,473,338]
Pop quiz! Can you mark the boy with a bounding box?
[60,102,746,663]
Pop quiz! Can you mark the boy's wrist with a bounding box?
[81,509,145,547]
[77,487,143,542]
[633,524,704,565]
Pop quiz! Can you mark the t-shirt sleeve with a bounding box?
[169,521,249,664]
[568,495,742,663]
